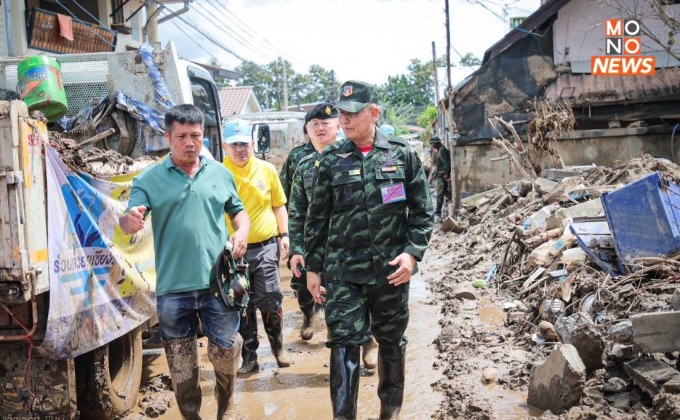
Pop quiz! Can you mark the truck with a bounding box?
[0,42,225,418]
[224,111,307,171]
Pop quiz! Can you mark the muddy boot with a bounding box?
[238,308,259,375]
[330,346,360,420]
[262,311,291,367]
[362,335,378,370]
[377,345,406,420]
[299,293,316,341]
[163,336,202,420]
[208,335,242,419]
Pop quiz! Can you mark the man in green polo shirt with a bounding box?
[119,104,250,419]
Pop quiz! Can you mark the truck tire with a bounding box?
[76,327,143,418]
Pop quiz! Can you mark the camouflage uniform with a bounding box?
[304,131,434,347]
[435,145,452,215]
[279,142,315,201]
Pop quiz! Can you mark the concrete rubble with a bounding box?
[430,155,680,418]
[527,344,585,413]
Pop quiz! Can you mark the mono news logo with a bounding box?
[590,19,656,76]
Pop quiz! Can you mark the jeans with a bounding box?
[157,289,240,349]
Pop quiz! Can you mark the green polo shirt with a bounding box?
[126,155,244,296]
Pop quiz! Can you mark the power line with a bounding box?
[203,0,309,68]
[190,2,272,62]
[168,19,217,62]
[157,2,247,62]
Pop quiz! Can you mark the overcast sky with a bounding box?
[158,0,541,86]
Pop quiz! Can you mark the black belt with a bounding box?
[247,237,277,250]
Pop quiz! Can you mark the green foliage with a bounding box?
[234,59,340,110]
[417,106,437,129]
[459,53,482,67]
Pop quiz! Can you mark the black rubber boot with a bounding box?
[377,345,407,420]
[163,336,202,420]
[262,311,291,367]
[298,292,316,340]
[208,335,242,419]
[330,346,361,420]
[238,308,259,375]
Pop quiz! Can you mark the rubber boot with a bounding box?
[377,345,407,420]
[262,311,291,367]
[163,336,202,420]
[330,346,361,420]
[299,292,316,340]
[208,335,242,419]
[238,308,259,375]
[362,335,378,370]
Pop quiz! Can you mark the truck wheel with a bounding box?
[76,327,143,418]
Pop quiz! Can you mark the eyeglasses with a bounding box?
[228,142,250,150]
[307,120,335,129]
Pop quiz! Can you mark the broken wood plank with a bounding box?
[631,311,680,353]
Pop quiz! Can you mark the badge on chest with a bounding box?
[381,182,406,204]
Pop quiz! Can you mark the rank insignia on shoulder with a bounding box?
[381,166,397,172]
[349,169,361,176]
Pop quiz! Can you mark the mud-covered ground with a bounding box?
[121,265,443,419]
[426,156,680,419]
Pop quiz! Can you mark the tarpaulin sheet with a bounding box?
[42,144,157,359]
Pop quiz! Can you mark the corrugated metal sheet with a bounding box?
[545,67,680,105]
[0,6,7,57]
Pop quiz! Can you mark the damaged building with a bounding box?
[443,0,680,197]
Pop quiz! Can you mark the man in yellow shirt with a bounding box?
[222,119,291,374]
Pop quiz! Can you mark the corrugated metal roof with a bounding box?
[483,0,571,63]
[544,67,680,105]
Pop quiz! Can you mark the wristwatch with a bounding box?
[279,232,289,238]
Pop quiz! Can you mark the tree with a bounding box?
[378,58,436,124]
[305,65,340,103]
[459,53,481,67]
[235,60,275,109]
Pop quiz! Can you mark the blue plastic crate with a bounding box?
[601,172,680,271]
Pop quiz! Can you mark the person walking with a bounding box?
[304,81,434,419]
[432,136,451,218]
[119,104,250,419]
[222,120,291,374]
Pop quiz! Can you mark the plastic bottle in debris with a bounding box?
[549,226,576,257]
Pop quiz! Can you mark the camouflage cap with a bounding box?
[305,102,338,125]
[336,80,378,112]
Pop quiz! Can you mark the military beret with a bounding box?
[305,102,338,126]
[430,136,442,144]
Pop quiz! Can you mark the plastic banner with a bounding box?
[42,144,156,359]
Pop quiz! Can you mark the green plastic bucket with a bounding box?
[17,56,68,121]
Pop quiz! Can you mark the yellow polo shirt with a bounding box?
[224,156,287,243]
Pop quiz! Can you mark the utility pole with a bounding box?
[146,2,159,44]
[445,0,452,93]
[282,58,289,111]
[431,41,441,105]
[444,0,459,211]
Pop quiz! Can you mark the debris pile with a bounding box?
[429,155,680,418]
[49,132,153,177]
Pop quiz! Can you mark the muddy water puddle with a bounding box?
[128,265,442,419]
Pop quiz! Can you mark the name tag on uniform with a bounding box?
[349,169,361,176]
[381,166,397,172]
[381,182,407,204]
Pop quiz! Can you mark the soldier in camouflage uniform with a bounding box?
[304,81,434,419]
[287,103,338,341]
[280,129,313,201]
[288,103,379,367]
[431,137,451,217]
